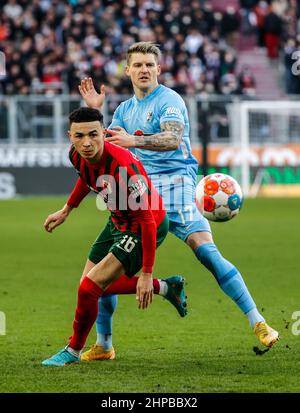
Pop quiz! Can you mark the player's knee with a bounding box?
[195,242,219,266]
[186,231,213,251]
[78,276,100,300]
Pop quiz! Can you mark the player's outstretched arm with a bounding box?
[44,204,73,233]
[135,120,184,151]
[105,121,184,152]
[78,77,105,110]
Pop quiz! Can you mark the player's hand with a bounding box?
[136,272,153,310]
[78,77,105,110]
[105,127,136,148]
[44,204,72,233]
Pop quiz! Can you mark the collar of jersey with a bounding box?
[134,84,162,103]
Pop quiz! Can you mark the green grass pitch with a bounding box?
[0,196,299,393]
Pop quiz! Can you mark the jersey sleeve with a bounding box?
[108,104,125,129]
[126,163,157,274]
[134,209,156,274]
[67,176,91,208]
[159,93,185,126]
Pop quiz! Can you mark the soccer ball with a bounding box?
[195,173,243,222]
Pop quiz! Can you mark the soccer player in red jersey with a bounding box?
[42,107,186,366]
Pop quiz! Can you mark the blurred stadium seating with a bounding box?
[1,0,300,198]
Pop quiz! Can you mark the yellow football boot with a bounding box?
[80,344,115,361]
[254,322,279,348]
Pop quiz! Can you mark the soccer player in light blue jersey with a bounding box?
[78,42,279,360]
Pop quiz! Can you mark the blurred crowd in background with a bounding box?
[0,0,299,96]
[241,0,300,94]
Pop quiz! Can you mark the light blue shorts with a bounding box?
[150,174,211,242]
[168,205,211,241]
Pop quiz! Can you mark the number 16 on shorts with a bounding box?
[117,235,138,253]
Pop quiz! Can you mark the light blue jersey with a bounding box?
[109,84,210,240]
[109,84,198,178]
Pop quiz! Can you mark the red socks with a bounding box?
[69,277,103,351]
[69,276,161,351]
[103,275,160,295]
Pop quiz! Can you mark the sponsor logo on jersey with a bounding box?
[97,179,113,204]
[133,130,153,138]
[146,111,153,122]
[165,107,181,117]
[129,178,147,199]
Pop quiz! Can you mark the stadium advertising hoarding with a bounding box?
[193,144,300,197]
[1,144,300,199]
[0,145,76,199]
[193,143,300,167]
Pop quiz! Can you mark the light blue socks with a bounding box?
[195,243,264,327]
[96,294,118,350]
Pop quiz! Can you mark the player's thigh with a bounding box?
[87,252,125,289]
[80,259,96,283]
[185,231,213,251]
[88,218,115,266]
[109,232,142,277]
[168,203,212,247]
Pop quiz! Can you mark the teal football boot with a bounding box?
[164,275,187,317]
[42,347,79,366]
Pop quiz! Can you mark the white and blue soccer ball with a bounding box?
[195,173,243,222]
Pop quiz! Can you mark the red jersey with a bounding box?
[67,141,166,273]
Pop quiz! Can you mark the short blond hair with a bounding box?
[126,42,161,65]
